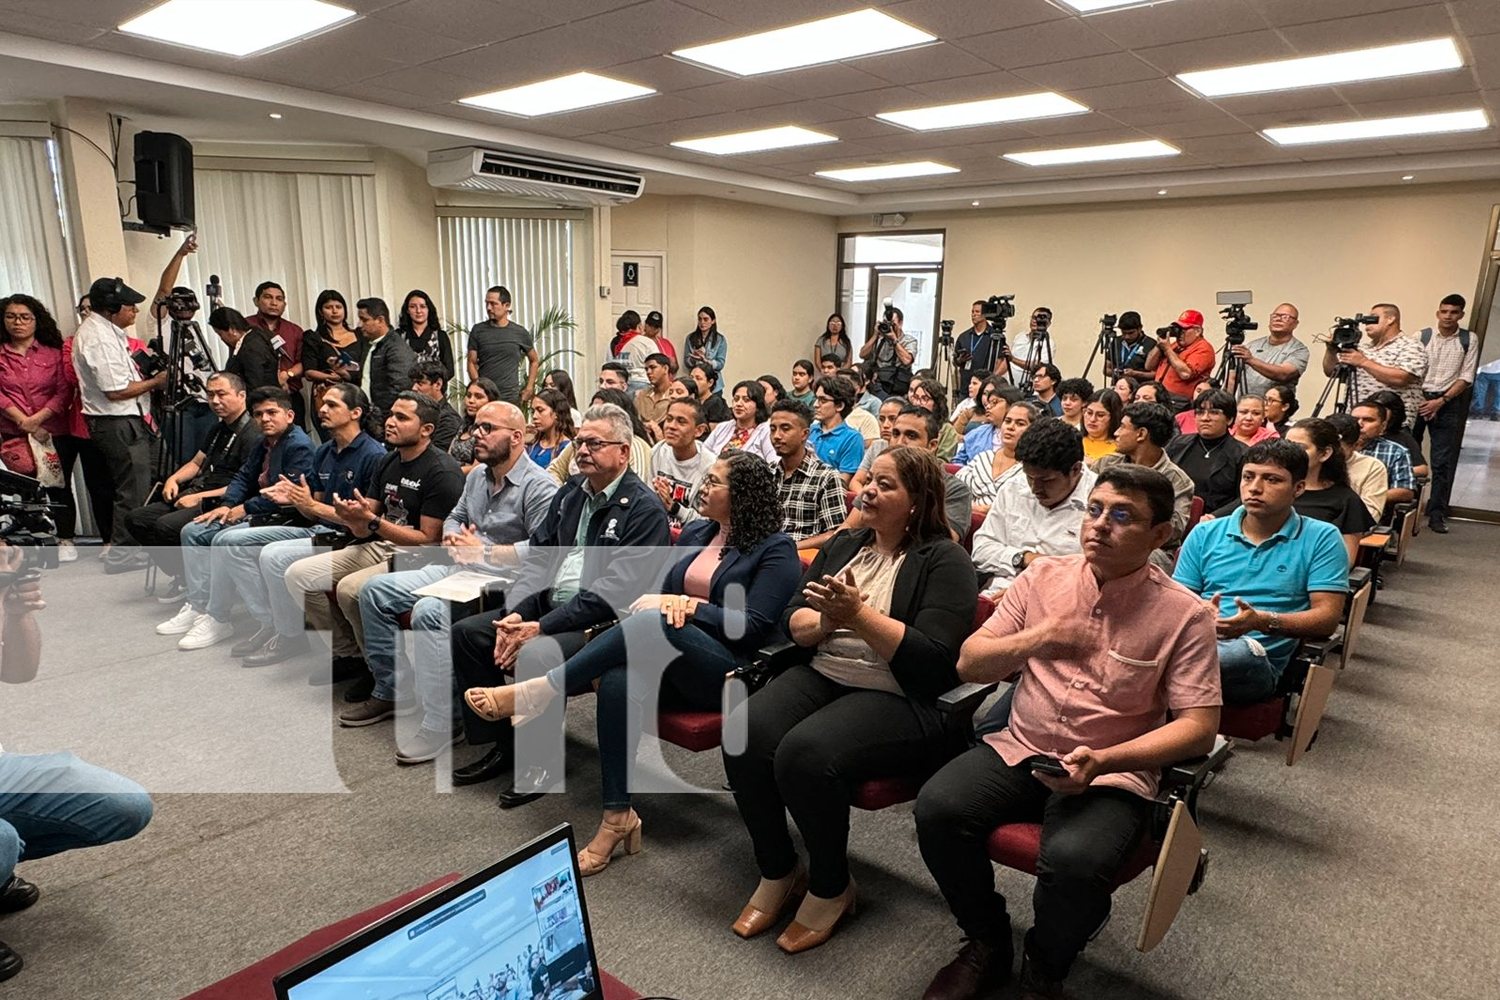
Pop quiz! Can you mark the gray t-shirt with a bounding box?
[468,321,533,402]
[649,440,718,525]
[1240,334,1310,397]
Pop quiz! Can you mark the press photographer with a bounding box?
[1006,306,1055,387]
[1146,309,1215,410]
[1319,302,1426,428]
[858,303,917,397]
[1108,311,1156,381]
[955,299,1006,393]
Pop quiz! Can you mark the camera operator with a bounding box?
[1006,307,1055,386]
[858,305,917,396]
[210,308,280,393]
[0,541,154,983]
[149,233,217,465]
[71,277,167,569]
[1147,309,1215,410]
[1108,311,1156,382]
[1319,303,1426,429]
[955,300,1005,392]
[1228,302,1309,398]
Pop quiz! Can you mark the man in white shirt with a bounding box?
[1007,307,1055,386]
[649,398,716,526]
[972,418,1095,597]
[72,277,167,567]
[1414,293,1480,532]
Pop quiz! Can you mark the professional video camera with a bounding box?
[981,295,1016,325]
[160,287,200,317]
[1331,313,1378,352]
[1215,290,1258,347]
[1082,314,1119,383]
[939,318,956,347]
[0,468,59,582]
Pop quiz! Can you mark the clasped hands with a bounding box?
[630,593,701,629]
[492,613,542,668]
[803,568,866,629]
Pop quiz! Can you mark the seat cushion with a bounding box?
[1218,697,1286,741]
[852,776,923,811]
[655,710,722,752]
[986,823,1157,889]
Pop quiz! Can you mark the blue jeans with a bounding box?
[545,611,736,810]
[259,537,320,636]
[1217,636,1279,704]
[0,752,153,884]
[179,519,233,618]
[213,525,318,628]
[359,564,458,730]
[1471,371,1500,418]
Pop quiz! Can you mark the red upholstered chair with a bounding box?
[178,873,642,1000]
[945,463,962,475]
[1186,495,1205,533]
[1216,633,1341,767]
[965,510,985,554]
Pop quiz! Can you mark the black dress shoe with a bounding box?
[342,671,376,703]
[497,765,559,809]
[1428,513,1449,534]
[306,655,367,687]
[0,941,21,983]
[230,625,277,658]
[242,633,312,667]
[922,937,1011,1000]
[453,744,513,786]
[0,877,38,914]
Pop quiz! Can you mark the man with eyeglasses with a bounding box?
[449,403,670,807]
[916,464,1220,1000]
[1006,307,1056,387]
[808,375,864,485]
[1227,302,1309,398]
[357,401,558,766]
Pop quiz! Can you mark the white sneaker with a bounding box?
[157,603,203,635]
[179,616,236,651]
[57,541,78,563]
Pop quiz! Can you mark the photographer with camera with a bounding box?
[1320,303,1426,428]
[858,305,917,397]
[955,300,1005,392]
[1147,310,1215,410]
[149,234,218,465]
[71,277,167,570]
[1006,307,1055,386]
[0,540,154,983]
[1108,311,1156,382]
[1227,302,1309,398]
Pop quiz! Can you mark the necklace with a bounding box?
[1200,435,1227,458]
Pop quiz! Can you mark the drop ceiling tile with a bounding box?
[1275,5,1457,53]
[674,79,823,112]
[573,0,732,52]
[961,125,1125,154]
[1085,0,1269,48]
[1239,0,1442,29]
[664,0,887,32]
[948,18,1120,69]
[1340,92,1496,118]
[1450,0,1500,37]
[1333,72,1481,105]
[1020,112,1127,137]
[0,0,157,28]
[856,42,1000,86]
[1232,103,1351,128]
[817,117,912,141]
[604,122,699,145]
[757,62,899,99]
[1106,101,1245,127]
[331,81,447,110]
[601,56,732,93]
[1137,30,1297,75]
[0,7,108,43]
[1068,77,1197,111]
[1014,52,1164,92]
[509,0,653,18]
[1206,87,1356,115]
[821,85,931,116]
[354,64,487,101]
[246,50,408,91]
[1469,34,1500,89]
[85,33,240,73]
[904,69,1047,103]
[1144,115,1253,140]
[882,0,1068,36]
[597,93,724,126]
[582,132,658,151]
[422,27,624,87]
[370,0,554,45]
[1176,132,1281,159]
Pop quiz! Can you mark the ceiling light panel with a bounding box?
[672,126,839,155]
[1262,108,1489,146]
[460,73,655,117]
[1004,138,1180,166]
[671,9,935,77]
[877,93,1089,131]
[816,161,960,182]
[1056,0,1182,11]
[1177,38,1463,97]
[119,0,356,57]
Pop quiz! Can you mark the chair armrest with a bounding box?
[1299,629,1344,665]
[936,681,999,720]
[726,640,802,689]
[1161,735,1232,794]
[1348,566,1371,590]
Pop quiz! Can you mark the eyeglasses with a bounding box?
[473,422,522,436]
[1270,312,1297,320]
[1086,503,1141,528]
[575,437,626,452]
[700,474,727,489]
[3,314,35,323]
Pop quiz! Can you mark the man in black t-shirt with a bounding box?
[409,359,463,452]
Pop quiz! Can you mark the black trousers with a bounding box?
[1414,395,1462,516]
[84,416,158,546]
[914,745,1149,982]
[54,434,113,541]
[721,663,954,899]
[122,501,202,579]
[450,605,587,757]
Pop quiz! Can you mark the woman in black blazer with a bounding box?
[722,446,979,954]
[465,451,800,876]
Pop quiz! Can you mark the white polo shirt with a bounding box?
[72,313,148,418]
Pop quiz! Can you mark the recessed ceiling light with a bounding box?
[1402,174,1415,181]
[971,200,981,207]
[1262,108,1489,146]
[1157,189,1168,195]
[459,72,655,117]
[1003,138,1180,167]
[1056,0,1182,11]
[672,125,838,156]
[815,160,959,182]
[268,112,284,120]
[1177,38,1463,97]
[119,0,355,57]
[876,92,1089,131]
[671,8,934,76]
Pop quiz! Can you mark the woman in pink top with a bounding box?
[464,451,799,877]
[1232,393,1279,446]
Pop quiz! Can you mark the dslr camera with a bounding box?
[1157,322,1184,340]
[1331,314,1378,352]
[875,302,897,337]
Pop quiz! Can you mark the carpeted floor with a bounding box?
[5,524,1497,1000]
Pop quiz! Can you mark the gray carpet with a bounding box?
[5,526,1497,1000]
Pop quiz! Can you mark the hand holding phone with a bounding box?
[1024,755,1069,779]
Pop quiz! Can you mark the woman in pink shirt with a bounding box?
[1232,393,1279,446]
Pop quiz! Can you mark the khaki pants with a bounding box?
[284,540,396,657]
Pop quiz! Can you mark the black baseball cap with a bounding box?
[87,276,146,311]
[644,310,663,328]
[1118,310,1143,330]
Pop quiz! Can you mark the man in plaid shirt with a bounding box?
[1352,398,1417,505]
[768,399,847,550]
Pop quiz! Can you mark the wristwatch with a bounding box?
[1012,550,1028,572]
[482,542,494,564]
[365,517,382,537]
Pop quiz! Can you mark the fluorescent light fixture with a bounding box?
[1262,108,1489,146]
[876,92,1088,131]
[816,161,959,182]
[1004,138,1180,166]
[1178,38,1463,97]
[119,0,355,57]
[672,126,837,156]
[671,8,934,76]
[459,72,655,117]
[1402,174,1415,181]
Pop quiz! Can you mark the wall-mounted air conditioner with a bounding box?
[427,147,645,206]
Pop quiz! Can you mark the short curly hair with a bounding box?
[1057,377,1095,402]
[723,451,784,551]
[1015,416,1084,473]
[814,374,855,417]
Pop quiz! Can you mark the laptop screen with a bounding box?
[276,825,600,1000]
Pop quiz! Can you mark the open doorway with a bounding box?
[836,230,945,376]
[1450,210,1500,518]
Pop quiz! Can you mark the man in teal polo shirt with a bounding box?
[1174,439,1347,703]
[807,375,864,485]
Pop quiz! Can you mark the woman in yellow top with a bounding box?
[1081,388,1122,466]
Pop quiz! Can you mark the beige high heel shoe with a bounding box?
[733,867,808,939]
[577,811,643,877]
[775,878,858,954]
[464,677,557,726]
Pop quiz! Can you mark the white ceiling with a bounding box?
[0,0,1497,213]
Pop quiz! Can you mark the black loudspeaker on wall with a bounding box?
[134,131,195,232]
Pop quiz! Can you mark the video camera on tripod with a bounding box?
[981,295,1016,326]
[1331,313,1378,352]
[1217,292,1258,348]
[0,468,59,582]
[1311,312,1379,416]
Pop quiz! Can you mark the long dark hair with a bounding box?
[688,305,722,350]
[533,388,577,441]
[398,289,441,336]
[879,446,951,546]
[821,313,851,347]
[0,294,63,348]
[592,387,649,439]
[730,379,770,424]
[543,369,578,413]
[312,289,354,338]
[328,382,382,438]
[462,377,502,430]
[723,451,783,551]
[1291,417,1350,488]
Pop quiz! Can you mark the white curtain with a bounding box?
[0,136,75,318]
[437,215,577,380]
[179,170,379,362]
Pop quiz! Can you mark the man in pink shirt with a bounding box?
[914,464,1221,1000]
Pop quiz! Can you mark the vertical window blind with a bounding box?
[437,215,577,381]
[0,136,76,318]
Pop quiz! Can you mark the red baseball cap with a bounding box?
[1176,309,1204,328]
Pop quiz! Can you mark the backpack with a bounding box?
[1420,326,1470,352]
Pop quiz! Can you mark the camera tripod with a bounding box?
[1213,339,1247,395]
[1082,321,1121,384]
[1014,329,1050,396]
[1311,363,1361,417]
